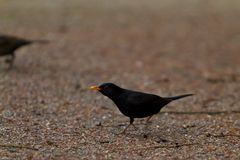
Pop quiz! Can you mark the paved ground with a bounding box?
[0,0,240,159]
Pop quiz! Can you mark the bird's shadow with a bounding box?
[106,122,172,142]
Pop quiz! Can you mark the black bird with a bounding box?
[0,35,48,68]
[90,83,193,133]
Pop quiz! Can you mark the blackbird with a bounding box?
[90,83,193,133]
[0,35,48,68]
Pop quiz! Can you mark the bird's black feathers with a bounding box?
[164,94,194,101]
[92,83,194,132]
[0,35,48,56]
[0,35,48,68]
[113,90,168,118]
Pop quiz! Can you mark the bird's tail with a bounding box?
[165,94,194,101]
[31,39,49,44]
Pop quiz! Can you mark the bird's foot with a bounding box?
[146,116,153,124]
[5,59,11,63]
[4,59,14,70]
[119,124,138,134]
[120,126,129,134]
[7,64,14,70]
[119,130,126,134]
[132,124,137,130]
[146,120,153,124]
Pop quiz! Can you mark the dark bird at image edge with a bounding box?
[0,35,48,69]
[90,83,194,133]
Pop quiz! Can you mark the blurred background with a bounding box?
[0,0,239,159]
[1,0,239,104]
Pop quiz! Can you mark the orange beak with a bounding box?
[90,85,101,91]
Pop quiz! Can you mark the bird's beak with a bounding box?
[90,85,102,91]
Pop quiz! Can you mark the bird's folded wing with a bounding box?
[126,92,161,107]
[0,38,10,46]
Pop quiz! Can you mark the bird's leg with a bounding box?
[5,56,11,63]
[8,53,15,69]
[143,115,154,133]
[121,117,135,134]
[146,115,153,123]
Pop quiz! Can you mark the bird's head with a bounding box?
[90,83,122,98]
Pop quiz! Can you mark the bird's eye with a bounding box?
[104,86,109,90]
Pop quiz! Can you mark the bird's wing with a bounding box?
[0,36,23,47]
[0,37,11,46]
[125,91,161,107]
[120,91,166,117]
[0,37,14,53]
